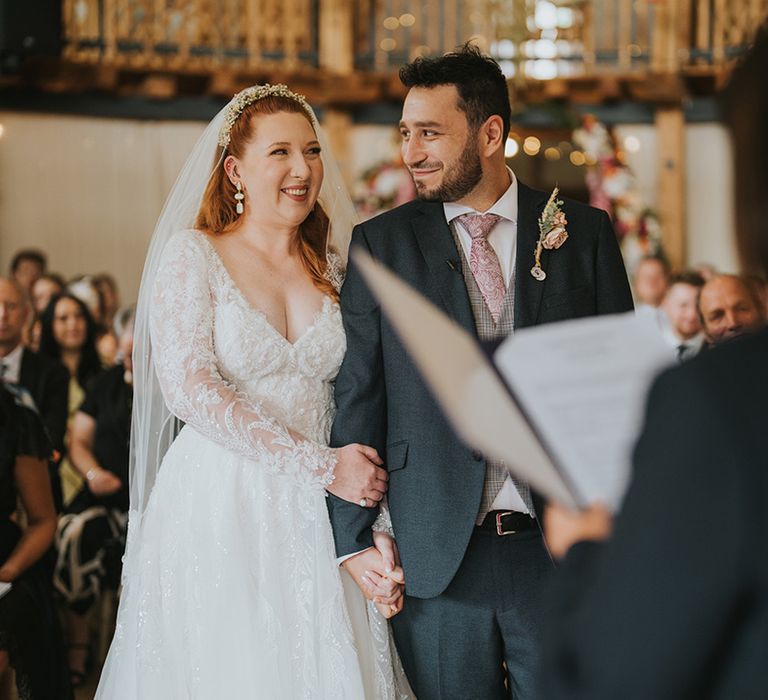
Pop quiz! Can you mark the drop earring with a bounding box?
[234,181,244,215]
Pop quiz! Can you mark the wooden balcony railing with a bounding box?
[62,0,318,69]
[57,0,768,98]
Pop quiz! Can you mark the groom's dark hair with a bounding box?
[399,43,511,138]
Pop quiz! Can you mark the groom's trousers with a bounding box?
[390,523,553,699]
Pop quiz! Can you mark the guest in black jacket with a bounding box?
[538,30,768,700]
[0,277,69,510]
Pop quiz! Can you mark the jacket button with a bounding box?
[472,450,484,462]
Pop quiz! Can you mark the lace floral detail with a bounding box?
[324,249,346,293]
[372,499,395,537]
[150,230,339,490]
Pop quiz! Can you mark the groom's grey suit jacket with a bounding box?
[327,181,634,599]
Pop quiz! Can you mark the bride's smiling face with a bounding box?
[226,110,323,229]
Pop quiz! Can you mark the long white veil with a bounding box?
[126,93,357,558]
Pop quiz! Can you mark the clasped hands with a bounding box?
[325,444,405,618]
[343,532,405,619]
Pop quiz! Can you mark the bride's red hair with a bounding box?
[195,96,338,301]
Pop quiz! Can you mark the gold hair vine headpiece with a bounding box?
[217,84,313,148]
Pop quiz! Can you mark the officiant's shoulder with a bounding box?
[644,325,768,434]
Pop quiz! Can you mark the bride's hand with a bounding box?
[326,444,388,506]
[343,547,405,618]
[371,532,405,618]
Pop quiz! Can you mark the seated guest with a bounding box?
[659,271,706,361]
[29,274,65,352]
[53,308,133,688]
[0,278,68,511]
[538,29,768,699]
[92,274,120,331]
[38,294,102,506]
[0,383,72,700]
[9,250,46,294]
[68,276,117,366]
[631,255,670,311]
[698,274,766,346]
[32,274,65,317]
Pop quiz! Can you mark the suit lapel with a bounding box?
[514,181,549,328]
[411,202,476,336]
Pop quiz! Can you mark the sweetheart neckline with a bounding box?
[197,233,335,348]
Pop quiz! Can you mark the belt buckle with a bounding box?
[495,511,516,536]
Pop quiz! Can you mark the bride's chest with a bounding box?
[210,287,347,384]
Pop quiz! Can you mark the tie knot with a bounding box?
[456,213,502,240]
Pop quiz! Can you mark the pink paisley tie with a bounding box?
[456,213,505,323]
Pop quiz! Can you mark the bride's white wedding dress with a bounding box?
[96,229,409,699]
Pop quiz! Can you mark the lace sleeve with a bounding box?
[149,231,336,488]
[324,249,345,294]
[372,498,394,537]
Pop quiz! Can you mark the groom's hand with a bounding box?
[372,531,400,575]
[342,547,405,617]
[326,444,388,507]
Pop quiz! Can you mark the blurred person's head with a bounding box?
[632,256,670,308]
[93,274,120,324]
[0,278,30,354]
[661,271,706,341]
[39,293,101,386]
[31,273,65,316]
[724,28,768,278]
[698,275,766,346]
[67,276,104,328]
[692,262,718,282]
[10,249,46,291]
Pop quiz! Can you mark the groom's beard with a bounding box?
[410,138,483,203]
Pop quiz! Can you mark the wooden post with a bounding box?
[618,0,632,71]
[582,1,596,75]
[695,0,710,64]
[319,0,354,74]
[676,0,691,68]
[246,0,262,68]
[651,0,676,72]
[103,0,116,61]
[655,107,686,270]
[713,0,726,65]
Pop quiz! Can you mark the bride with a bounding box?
[96,85,411,698]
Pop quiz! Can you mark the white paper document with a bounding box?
[352,248,674,511]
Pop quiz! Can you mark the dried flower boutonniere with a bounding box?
[530,187,568,281]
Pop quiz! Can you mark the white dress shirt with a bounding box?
[0,344,23,384]
[445,169,530,515]
[653,308,705,361]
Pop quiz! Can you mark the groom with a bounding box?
[328,44,633,698]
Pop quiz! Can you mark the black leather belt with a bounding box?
[477,510,538,536]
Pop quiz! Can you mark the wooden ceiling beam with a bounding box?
[2,56,738,108]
